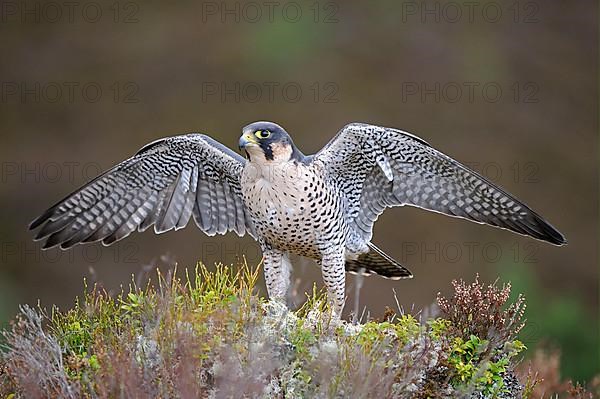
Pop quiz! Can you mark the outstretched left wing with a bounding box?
[31,134,255,249]
[314,123,566,246]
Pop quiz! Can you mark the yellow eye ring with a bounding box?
[255,130,271,139]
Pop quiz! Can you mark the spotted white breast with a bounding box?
[240,160,332,258]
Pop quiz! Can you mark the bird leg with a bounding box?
[320,248,346,318]
[262,247,291,304]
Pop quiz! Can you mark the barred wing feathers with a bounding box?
[30,134,255,249]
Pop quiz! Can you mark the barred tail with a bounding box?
[345,243,413,280]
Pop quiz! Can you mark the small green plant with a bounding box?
[427,318,452,340]
[447,334,527,396]
[395,314,420,344]
[449,335,490,383]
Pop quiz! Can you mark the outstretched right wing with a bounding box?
[31,134,255,249]
[315,123,566,246]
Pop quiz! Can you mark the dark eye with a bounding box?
[255,130,271,139]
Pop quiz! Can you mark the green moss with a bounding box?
[290,319,317,359]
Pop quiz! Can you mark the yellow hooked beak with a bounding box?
[239,132,258,149]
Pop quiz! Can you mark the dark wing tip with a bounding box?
[534,217,567,246]
[41,237,60,250]
[29,209,53,230]
[383,266,414,280]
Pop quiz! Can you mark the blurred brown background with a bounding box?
[0,0,597,381]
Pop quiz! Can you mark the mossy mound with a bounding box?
[0,264,567,398]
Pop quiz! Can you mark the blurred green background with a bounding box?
[0,0,597,381]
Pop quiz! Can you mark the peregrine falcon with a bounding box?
[30,121,566,316]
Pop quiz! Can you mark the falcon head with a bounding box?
[239,121,306,163]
